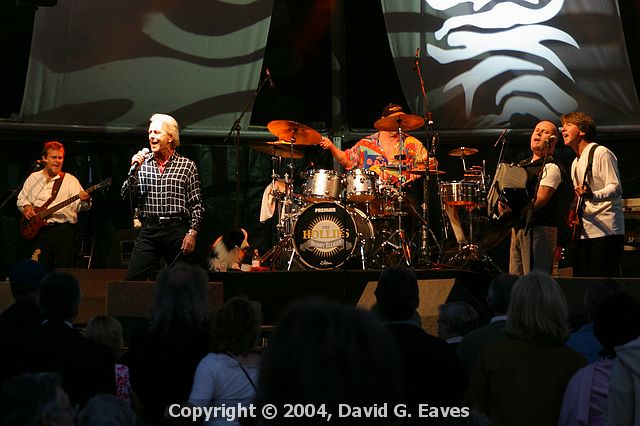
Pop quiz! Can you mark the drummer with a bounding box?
[319,103,434,183]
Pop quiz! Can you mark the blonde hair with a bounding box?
[85,315,124,358]
[505,271,570,346]
[150,113,180,148]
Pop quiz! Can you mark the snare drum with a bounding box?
[303,169,343,202]
[345,169,377,202]
[439,181,479,207]
[293,202,373,269]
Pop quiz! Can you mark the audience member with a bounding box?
[85,315,135,405]
[14,272,115,406]
[374,267,467,424]
[0,372,75,426]
[253,299,404,425]
[437,301,479,349]
[77,393,141,426]
[126,262,213,426]
[464,271,586,426]
[566,278,627,363]
[0,259,48,333]
[456,274,518,374]
[559,293,640,426]
[189,296,262,426]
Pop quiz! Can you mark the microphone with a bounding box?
[128,148,150,175]
[493,128,509,148]
[265,68,275,89]
[547,135,557,146]
[36,160,46,164]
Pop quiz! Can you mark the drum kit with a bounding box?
[252,117,499,271]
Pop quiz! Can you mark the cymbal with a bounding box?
[267,120,322,145]
[448,147,478,157]
[374,114,425,132]
[250,142,303,159]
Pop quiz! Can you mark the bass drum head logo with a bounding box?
[293,202,357,269]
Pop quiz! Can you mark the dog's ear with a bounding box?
[239,228,250,249]
[222,229,245,251]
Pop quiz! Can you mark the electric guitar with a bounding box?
[20,178,111,240]
[570,184,589,242]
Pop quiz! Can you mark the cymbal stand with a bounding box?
[370,122,412,266]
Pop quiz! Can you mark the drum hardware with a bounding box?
[249,141,304,159]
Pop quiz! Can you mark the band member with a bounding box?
[17,141,91,269]
[561,111,624,277]
[499,121,566,275]
[121,113,204,280]
[319,103,429,183]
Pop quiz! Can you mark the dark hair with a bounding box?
[85,315,124,359]
[149,262,212,333]
[38,272,81,321]
[560,111,597,141]
[0,372,65,426]
[77,394,137,426]
[593,293,640,358]
[8,259,49,296]
[374,267,419,321]
[212,296,262,356]
[255,299,403,422]
[487,274,518,314]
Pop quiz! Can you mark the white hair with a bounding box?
[150,113,180,148]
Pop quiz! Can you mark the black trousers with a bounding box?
[125,221,188,280]
[33,222,76,269]
[573,234,624,277]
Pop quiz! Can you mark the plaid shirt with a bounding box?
[121,151,204,230]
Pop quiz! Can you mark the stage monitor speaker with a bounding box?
[106,229,139,268]
[357,278,489,337]
[106,281,223,344]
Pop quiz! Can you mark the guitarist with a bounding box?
[17,141,91,269]
[561,112,624,277]
[498,121,568,275]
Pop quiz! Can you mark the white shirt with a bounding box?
[571,143,624,238]
[17,170,90,224]
[539,162,562,190]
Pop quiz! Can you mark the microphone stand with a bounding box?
[224,73,271,228]
[412,48,436,268]
[0,161,44,212]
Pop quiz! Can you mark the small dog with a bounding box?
[208,228,249,271]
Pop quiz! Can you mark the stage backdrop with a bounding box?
[382,0,640,130]
[20,0,275,131]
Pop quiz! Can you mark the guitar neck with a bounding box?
[34,180,109,220]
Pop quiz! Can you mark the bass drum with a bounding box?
[293,202,373,270]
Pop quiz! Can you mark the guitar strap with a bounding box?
[40,172,66,210]
[574,144,598,193]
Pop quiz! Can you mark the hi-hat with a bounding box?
[250,142,303,159]
[448,147,478,157]
[267,120,322,145]
[374,114,425,132]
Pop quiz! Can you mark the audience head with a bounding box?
[374,266,419,321]
[255,299,403,423]
[212,296,262,357]
[487,274,518,315]
[150,262,212,333]
[593,293,640,358]
[8,259,49,302]
[77,394,137,426]
[38,272,81,322]
[505,271,570,346]
[85,315,124,360]
[0,372,75,426]
[584,278,627,320]
[437,301,479,340]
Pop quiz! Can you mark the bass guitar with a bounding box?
[20,178,112,240]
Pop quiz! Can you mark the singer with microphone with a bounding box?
[497,120,568,275]
[121,113,204,280]
[17,140,92,269]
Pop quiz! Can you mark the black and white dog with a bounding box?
[208,228,250,271]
